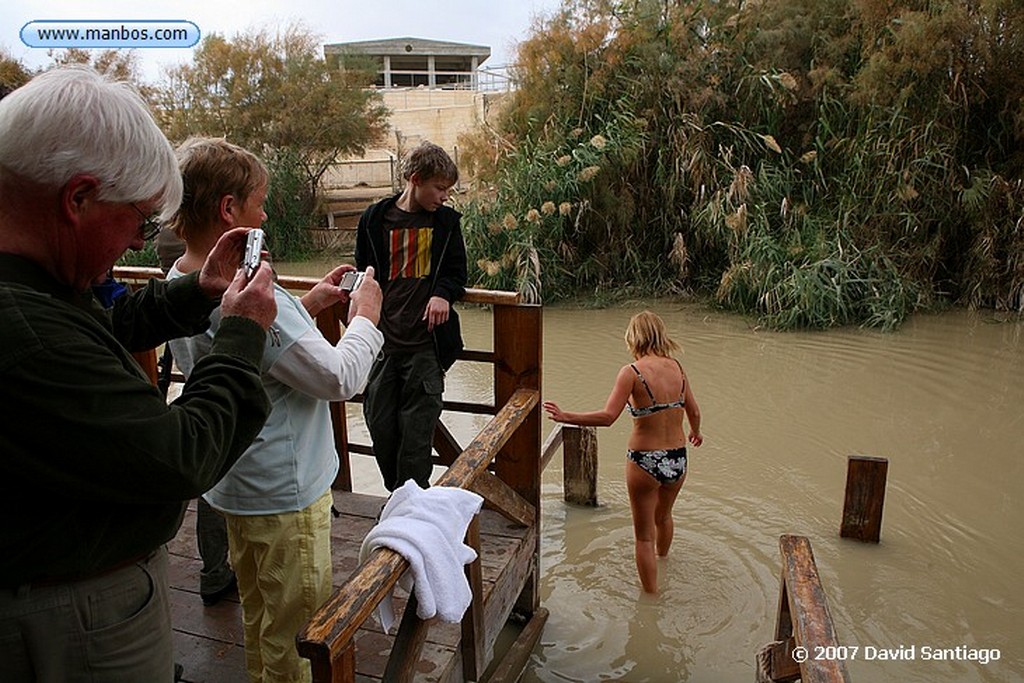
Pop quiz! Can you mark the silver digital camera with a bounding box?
[242,229,265,280]
[339,270,365,291]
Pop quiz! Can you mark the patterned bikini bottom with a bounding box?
[626,446,688,484]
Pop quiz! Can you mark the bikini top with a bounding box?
[625,362,686,418]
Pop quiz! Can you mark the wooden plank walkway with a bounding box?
[168,490,531,683]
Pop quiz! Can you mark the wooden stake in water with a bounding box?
[840,455,888,543]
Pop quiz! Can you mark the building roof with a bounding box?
[324,36,490,64]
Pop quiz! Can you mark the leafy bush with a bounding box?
[458,0,1024,328]
[116,242,158,268]
[263,147,315,260]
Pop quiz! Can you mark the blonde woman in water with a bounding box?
[543,310,703,593]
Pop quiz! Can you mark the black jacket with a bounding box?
[354,193,467,370]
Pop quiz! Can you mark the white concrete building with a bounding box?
[322,37,509,190]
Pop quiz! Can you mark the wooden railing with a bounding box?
[111,267,548,682]
[291,282,546,682]
[298,388,544,681]
[758,535,851,683]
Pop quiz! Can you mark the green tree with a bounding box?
[159,24,389,257]
[0,50,32,98]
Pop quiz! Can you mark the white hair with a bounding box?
[0,65,181,217]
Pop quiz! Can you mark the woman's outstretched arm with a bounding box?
[543,365,634,427]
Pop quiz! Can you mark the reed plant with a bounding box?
[262,147,315,259]
[458,0,1024,329]
[456,104,650,303]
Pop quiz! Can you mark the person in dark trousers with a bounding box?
[156,226,237,607]
[355,142,466,491]
[0,65,278,682]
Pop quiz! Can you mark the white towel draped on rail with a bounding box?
[358,479,484,633]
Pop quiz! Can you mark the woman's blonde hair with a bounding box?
[166,137,269,242]
[624,310,680,358]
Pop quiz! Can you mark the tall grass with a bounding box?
[456,0,1024,329]
[263,147,315,260]
[457,104,651,303]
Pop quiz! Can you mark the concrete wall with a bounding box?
[322,88,506,190]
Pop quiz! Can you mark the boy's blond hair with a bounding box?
[166,136,269,242]
[625,310,681,358]
[401,141,458,185]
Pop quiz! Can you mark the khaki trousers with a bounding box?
[0,547,173,682]
[225,490,334,683]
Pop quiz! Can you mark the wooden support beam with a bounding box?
[540,424,564,473]
[305,641,354,683]
[315,301,352,491]
[461,516,486,680]
[563,425,598,506]
[840,455,888,543]
[442,398,497,415]
[492,304,542,615]
[381,594,429,683]
[433,419,463,467]
[777,535,850,683]
[774,569,793,641]
[132,348,159,387]
[486,607,550,683]
[468,471,535,528]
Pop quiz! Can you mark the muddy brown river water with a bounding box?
[278,260,1022,682]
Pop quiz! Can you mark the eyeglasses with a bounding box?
[131,203,162,241]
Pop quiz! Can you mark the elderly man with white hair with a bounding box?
[0,66,278,682]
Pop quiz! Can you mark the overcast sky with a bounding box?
[2,0,563,83]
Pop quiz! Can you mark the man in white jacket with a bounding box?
[165,137,383,683]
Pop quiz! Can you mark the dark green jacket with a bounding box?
[0,254,270,586]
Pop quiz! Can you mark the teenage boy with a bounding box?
[355,142,467,491]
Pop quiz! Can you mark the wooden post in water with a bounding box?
[563,425,598,506]
[840,455,888,543]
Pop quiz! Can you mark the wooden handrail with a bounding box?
[296,387,538,674]
[113,266,163,284]
[113,267,521,307]
[435,388,537,486]
[114,265,542,681]
[761,535,850,683]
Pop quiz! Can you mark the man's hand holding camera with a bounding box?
[203,227,277,330]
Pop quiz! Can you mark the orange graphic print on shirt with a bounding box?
[389,227,433,280]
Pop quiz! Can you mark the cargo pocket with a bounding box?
[423,374,445,397]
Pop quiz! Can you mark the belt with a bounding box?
[27,552,151,588]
